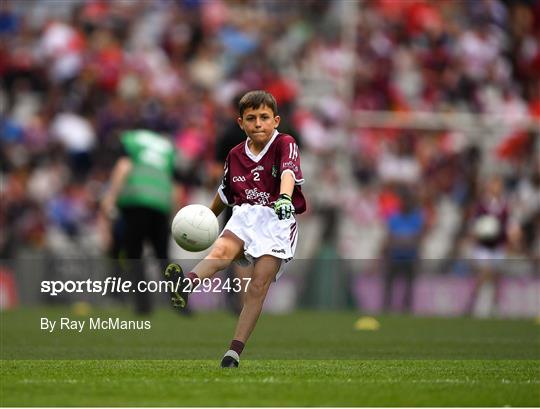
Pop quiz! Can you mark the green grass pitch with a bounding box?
[1,307,539,406]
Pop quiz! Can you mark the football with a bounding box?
[473,214,501,240]
[171,204,219,252]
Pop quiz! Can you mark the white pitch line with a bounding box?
[14,377,540,386]
[18,379,78,384]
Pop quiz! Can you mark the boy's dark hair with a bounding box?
[238,90,278,117]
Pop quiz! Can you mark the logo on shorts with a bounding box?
[271,248,286,254]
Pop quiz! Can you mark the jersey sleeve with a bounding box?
[217,154,235,206]
[279,134,304,185]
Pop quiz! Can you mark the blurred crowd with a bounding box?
[1,0,539,277]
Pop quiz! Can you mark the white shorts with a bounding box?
[221,204,299,280]
[471,246,505,269]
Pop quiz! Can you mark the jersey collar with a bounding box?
[244,129,279,163]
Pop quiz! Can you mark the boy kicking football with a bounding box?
[165,90,306,367]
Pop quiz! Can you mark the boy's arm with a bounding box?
[209,192,227,217]
[274,172,295,220]
[280,171,295,197]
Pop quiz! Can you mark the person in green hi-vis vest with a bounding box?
[101,129,181,315]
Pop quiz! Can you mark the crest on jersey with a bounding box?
[272,165,278,177]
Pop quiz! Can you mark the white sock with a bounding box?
[223,350,240,362]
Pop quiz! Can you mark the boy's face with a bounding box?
[237,105,280,145]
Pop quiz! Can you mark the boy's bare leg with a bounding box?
[193,231,245,279]
[165,231,244,308]
[221,255,281,368]
[233,262,253,308]
[233,255,281,342]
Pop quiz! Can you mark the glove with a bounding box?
[274,193,295,220]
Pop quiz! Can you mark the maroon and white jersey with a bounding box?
[218,130,306,214]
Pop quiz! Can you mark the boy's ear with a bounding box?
[274,115,281,128]
[237,117,244,130]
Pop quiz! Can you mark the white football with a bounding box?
[473,215,501,240]
[171,204,219,252]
